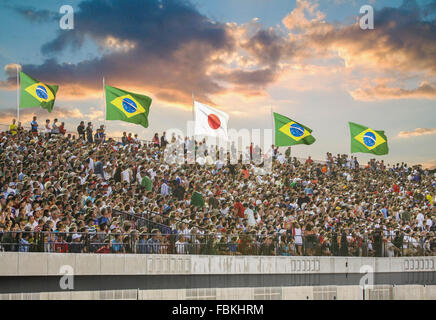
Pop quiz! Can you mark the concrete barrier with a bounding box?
[1,253,435,276]
[336,285,362,300]
[393,284,425,300]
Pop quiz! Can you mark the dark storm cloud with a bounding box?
[215,67,279,87]
[41,0,233,55]
[241,29,294,66]
[8,0,241,105]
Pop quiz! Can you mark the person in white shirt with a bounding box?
[179,222,191,240]
[244,204,256,227]
[386,240,395,257]
[426,216,433,228]
[161,180,170,197]
[175,235,188,254]
[121,165,131,183]
[44,119,51,134]
[136,165,143,182]
[148,168,157,180]
[293,223,303,255]
[220,204,229,217]
[416,211,425,228]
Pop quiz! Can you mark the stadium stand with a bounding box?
[0,117,435,257]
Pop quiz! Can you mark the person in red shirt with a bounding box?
[54,233,69,253]
[241,168,249,179]
[59,122,66,135]
[96,239,111,253]
[306,156,314,165]
[215,185,222,196]
[234,198,245,219]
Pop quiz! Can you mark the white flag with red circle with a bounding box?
[194,101,229,139]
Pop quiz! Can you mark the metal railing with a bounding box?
[1,230,434,257]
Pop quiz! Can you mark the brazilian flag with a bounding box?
[273,112,316,146]
[349,122,388,155]
[19,71,58,113]
[105,85,151,128]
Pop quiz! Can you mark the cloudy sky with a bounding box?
[0,0,435,168]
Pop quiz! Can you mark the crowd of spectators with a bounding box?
[0,117,435,257]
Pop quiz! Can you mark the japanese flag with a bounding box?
[194,101,229,139]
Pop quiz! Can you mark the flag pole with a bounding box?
[191,92,195,121]
[16,66,20,123]
[103,77,106,129]
[270,105,274,148]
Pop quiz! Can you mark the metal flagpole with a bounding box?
[192,92,196,163]
[16,66,20,123]
[270,105,274,147]
[103,77,106,129]
[191,92,195,121]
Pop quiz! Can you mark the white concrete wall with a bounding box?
[1,252,434,276]
[1,285,435,300]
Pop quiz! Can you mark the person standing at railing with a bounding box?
[77,121,85,141]
[175,234,188,254]
[111,232,125,253]
[18,232,30,252]
[338,228,349,256]
[137,232,148,254]
[304,223,317,256]
[86,122,93,143]
[1,229,18,252]
[9,119,18,136]
[59,122,66,135]
[96,238,111,253]
[152,133,160,147]
[44,119,51,138]
[29,116,38,135]
[292,223,303,256]
[146,229,162,254]
[260,236,275,256]
[70,233,85,253]
[54,233,68,253]
[51,118,60,135]
[99,124,106,143]
[305,156,314,166]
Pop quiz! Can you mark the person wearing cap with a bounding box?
[69,233,84,253]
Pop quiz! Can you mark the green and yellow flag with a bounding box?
[105,85,151,128]
[19,71,58,113]
[349,122,388,155]
[273,112,316,146]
